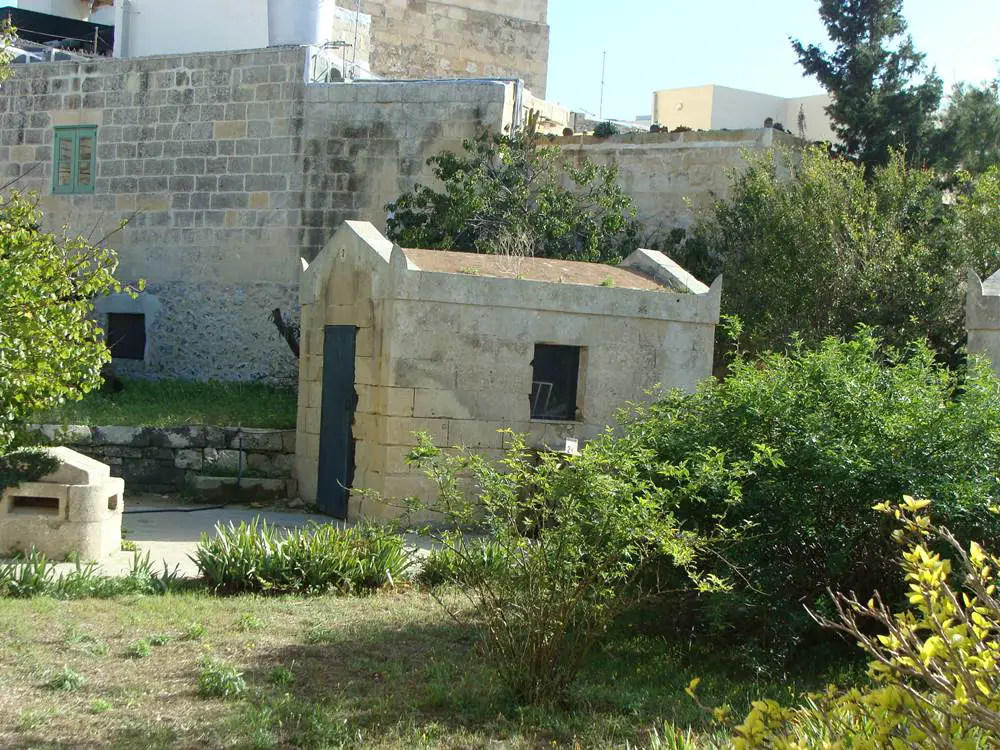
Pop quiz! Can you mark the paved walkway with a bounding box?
[4,494,435,578]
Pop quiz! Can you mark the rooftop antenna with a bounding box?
[599,50,607,120]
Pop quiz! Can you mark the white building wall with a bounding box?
[784,94,836,142]
[114,0,269,58]
[12,0,90,19]
[653,84,835,142]
[709,85,788,130]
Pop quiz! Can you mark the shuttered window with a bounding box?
[52,126,97,194]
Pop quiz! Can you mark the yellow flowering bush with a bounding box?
[724,496,1000,748]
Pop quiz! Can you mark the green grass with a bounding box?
[33,378,297,428]
[0,590,854,749]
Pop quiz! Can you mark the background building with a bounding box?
[652,84,835,142]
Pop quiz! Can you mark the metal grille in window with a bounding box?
[107,313,145,360]
[530,344,580,421]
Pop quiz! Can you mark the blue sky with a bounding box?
[546,0,1000,120]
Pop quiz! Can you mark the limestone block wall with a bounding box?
[555,128,802,236]
[296,222,721,519]
[968,270,1000,376]
[30,425,296,494]
[0,48,512,381]
[358,0,549,95]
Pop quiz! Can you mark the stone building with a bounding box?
[14,0,549,95]
[0,45,521,381]
[296,221,722,519]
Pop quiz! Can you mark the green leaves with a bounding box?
[385,115,639,264]
[625,329,1000,659]
[0,192,125,459]
[677,148,1000,363]
[792,0,942,170]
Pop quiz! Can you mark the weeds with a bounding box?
[183,622,207,641]
[125,639,152,659]
[43,665,86,692]
[236,613,264,632]
[88,699,112,714]
[267,664,296,687]
[197,657,246,699]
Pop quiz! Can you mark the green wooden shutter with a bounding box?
[75,128,96,192]
[52,126,97,194]
[53,130,76,193]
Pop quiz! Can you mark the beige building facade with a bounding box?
[652,84,835,143]
[296,221,721,519]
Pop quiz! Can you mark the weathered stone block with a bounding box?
[203,448,244,473]
[228,429,285,452]
[174,449,204,470]
[92,426,150,447]
[34,424,92,445]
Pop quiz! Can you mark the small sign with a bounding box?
[564,438,579,455]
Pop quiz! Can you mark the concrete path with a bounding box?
[3,494,435,579]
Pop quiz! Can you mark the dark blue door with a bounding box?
[317,325,357,518]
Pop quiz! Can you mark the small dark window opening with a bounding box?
[10,496,60,515]
[531,344,581,421]
[107,313,146,360]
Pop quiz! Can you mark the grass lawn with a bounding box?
[0,590,834,750]
[33,378,297,429]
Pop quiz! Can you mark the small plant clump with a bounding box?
[235,613,265,632]
[197,657,246,699]
[267,664,296,687]
[182,622,207,641]
[43,666,86,692]
[191,519,411,595]
[124,639,152,660]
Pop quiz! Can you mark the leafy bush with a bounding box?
[386,113,639,264]
[191,519,411,595]
[1,191,132,461]
[406,431,742,705]
[674,148,1000,361]
[727,497,1000,748]
[593,121,620,138]
[624,329,1000,659]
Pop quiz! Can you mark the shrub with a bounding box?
[593,121,620,138]
[725,497,1000,748]
[124,639,152,659]
[674,148,1000,362]
[624,329,1000,660]
[191,519,411,595]
[385,112,639,264]
[0,191,133,469]
[0,549,183,599]
[406,431,743,705]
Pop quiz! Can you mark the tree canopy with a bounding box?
[674,148,1000,361]
[792,0,942,170]
[933,77,1000,174]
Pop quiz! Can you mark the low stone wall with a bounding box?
[29,425,296,495]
